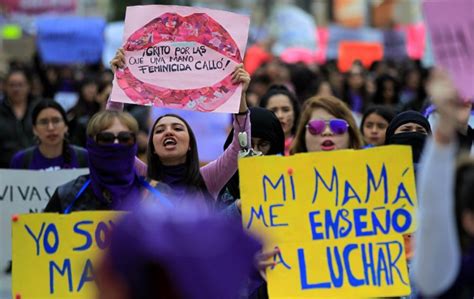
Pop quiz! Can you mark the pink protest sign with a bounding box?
[422,0,474,101]
[110,5,250,113]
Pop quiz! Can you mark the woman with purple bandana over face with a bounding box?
[44,110,149,213]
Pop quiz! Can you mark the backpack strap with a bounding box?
[21,147,36,169]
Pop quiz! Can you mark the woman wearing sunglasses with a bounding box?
[10,100,88,170]
[44,110,149,213]
[291,95,364,154]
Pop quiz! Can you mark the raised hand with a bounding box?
[110,48,126,73]
[254,247,280,281]
[231,64,251,113]
[426,68,471,144]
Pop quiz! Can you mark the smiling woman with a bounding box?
[10,100,88,170]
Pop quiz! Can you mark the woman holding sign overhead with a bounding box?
[110,49,251,205]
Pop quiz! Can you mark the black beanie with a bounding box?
[385,111,432,144]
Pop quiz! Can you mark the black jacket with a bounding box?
[0,97,40,168]
[458,125,474,154]
[44,175,111,213]
[44,175,169,213]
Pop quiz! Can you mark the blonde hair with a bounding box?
[87,110,139,137]
[291,96,364,154]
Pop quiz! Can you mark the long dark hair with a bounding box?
[341,65,370,113]
[32,100,74,168]
[359,105,396,134]
[147,114,207,192]
[68,77,100,118]
[372,74,400,106]
[259,84,301,135]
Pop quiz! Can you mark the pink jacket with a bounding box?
[107,100,251,200]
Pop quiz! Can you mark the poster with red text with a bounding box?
[110,5,250,113]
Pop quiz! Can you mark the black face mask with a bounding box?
[386,132,427,164]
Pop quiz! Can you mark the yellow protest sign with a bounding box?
[240,145,416,298]
[12,211,123,299]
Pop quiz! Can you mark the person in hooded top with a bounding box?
[383,110,432,295]
[384,110,432,167]
[218,106,285,216]
[95,202,261,299]
[44,110,149,213]
[215,107,284,299]
[259,85,300,155]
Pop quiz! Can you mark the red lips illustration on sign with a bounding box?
[115,12,244,112]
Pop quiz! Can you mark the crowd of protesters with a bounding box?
[0,39,473,299]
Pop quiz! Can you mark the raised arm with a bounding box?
[107,48,147,174]
[413,69,462,296]
[107,48,126,112]
[201,65,251,199]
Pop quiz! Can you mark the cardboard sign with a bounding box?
[12,212,122,299]
[240,146,416,298]
[111,5,250,113]
[0,169,88,297]
[36,16,105,65]
[422,0,474,101]
[337,41,384,72]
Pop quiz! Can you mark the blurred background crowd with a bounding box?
[2,0,467,167]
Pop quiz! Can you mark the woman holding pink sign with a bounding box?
[110,49,251,205]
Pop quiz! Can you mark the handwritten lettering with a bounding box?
[298,240,406,289]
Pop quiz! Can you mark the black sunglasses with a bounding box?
[95,131,136,146]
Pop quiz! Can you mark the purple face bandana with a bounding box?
[86,138,140,207]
